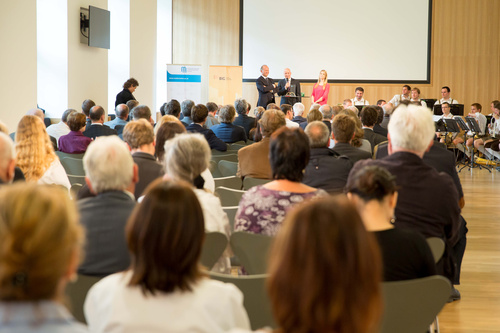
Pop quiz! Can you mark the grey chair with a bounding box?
[427,237,445,263]
[379,275,451,333]
[56,151,85,159]
[60,157,86,186]
[209,160,222,178]
[214,176,242,190]
[65,274,103,323]
[223,206,239,231]
[230,231,273,274]
[227,144,246,151]
[211,153,238,164]
[209,272,276,330]
[218,160,238,177]
[70,183,83,200]
[200,231,228,270]
[243,177,271,190]
[211,148,230,156]
[215,186,245,207]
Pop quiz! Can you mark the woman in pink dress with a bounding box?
[311,69,330,105]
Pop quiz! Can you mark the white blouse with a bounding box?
[38,159,71,190]
[84,272,250,333]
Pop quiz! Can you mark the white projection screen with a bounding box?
[241,0,432,82]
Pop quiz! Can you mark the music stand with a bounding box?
[458,117,492,172]
[451,104,465,116]
[454,117,469,131]
[444,119,460,133]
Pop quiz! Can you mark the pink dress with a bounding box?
[311,83,330,105]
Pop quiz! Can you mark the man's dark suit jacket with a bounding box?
[83,124,117,140]
[115,88,135,107]
[374,124,388,137]
[363,128,387,153]
[181,116,193,128]
[233,114,256,138]
[303,147,353,194]
[186,123,227,152]
[211,123,247,143]
[332,142,372,164]
[291,116,306,124]
[78,191,136,276]
[256,76,278,108]
[132,152,164,199]
[277,78,301,106]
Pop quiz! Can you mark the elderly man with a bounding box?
[78,136,138,276]
[132,104,154,126]
[180,99,195,127]
[303,121,352,194]
[256,65,278,108]
[211,105,247,143]
[277,68,301,106]
[83,106,118,139]
[291,102,307,124]
[389,85,411,107]
[233,98,255,137]
[46,108,75,141]
[237,109,286,179]
[186,104,227,151]
[122,119,164,199]
[0,132,16,184]
[104,104,129,129]
[319,104,333,135]
[348,104,461,296]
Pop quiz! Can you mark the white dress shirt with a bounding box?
[38,159,71,190]
[350,98,370,106]
[46,121,70,142]
[389,94,411,107]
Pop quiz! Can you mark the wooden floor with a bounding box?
[439,165,500,332]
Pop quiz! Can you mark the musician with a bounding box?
[277,68,301,106]
[434,86,459,105]
[410,87,427,107]
[389,85,411,107]
[350,87,369,106]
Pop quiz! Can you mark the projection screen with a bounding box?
[241,0,432,82]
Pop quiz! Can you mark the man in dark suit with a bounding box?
[373,106,388,137]
[256,65,278,108]
[303,121,352,194]
[122,119,164,199]
[211,105,247,143]
[180,99,195,127]
[233,98,255,137]
[360,106,387,153]
[291,103,307,124]
[331,114,372,163]
[186,104,227,152]
[83,105,118,139]
[277,68,301,106]
[78,136,138,276]
[82,98,95,127]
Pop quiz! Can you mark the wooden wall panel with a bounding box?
[175,0,499,112]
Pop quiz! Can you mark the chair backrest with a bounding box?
[70,183,83,200]
[114,124,125,135]
[426,237,445,263]
[60,157,85,176]
[374,141,388,159]
[230,231,273,274]
[223,206,239,231]
[211,153,239,164]
[214,175,242,190]
[209,160,222,178]
[209,272,276,330]
[215,186,245,207]
[211,148,230,156]
[200,231,228,270]
[65,274,103,323]
[243,177,271,190]
[379,275,451,333]
[56,151,85,159]
[218,160,239,177]
[227,144,246,151]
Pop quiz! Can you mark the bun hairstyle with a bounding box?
[345,165,398,202]
[0,183,83,301]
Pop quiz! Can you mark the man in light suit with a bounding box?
[277,68,301,106]
[78,136,138,276]
[256,64,278,108]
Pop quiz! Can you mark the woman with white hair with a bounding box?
[163,133,231,273]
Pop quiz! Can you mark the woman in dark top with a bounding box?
[115,78,139,106]
[346,165,436,281]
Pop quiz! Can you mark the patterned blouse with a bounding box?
[234,185,327,236]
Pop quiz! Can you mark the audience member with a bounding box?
[373,106,388,137]
[153,115,182,135]
[78,136,138,276]
[267,103,280,110]
[360,106,387,153]
[319,104,333,134]
[237,109,285,179]
[380,102,394,129]
[0,183,86,332]
[46,108,75,141]
[331,114,372,163]
[115,77,138,107]
[180,99,195,127]
[291,102,306,124]
[132,104,154,125]
[83,106,117,139]
[303,121,352,194]
[343,109,372,153]
[123,119,164,199]
[104,104,129,129]
[82,99,95,127]
[205,102,220,128]
[299,108,323,130]
[0,132,16,184]
[186,104,227,151]
[343,98,353,108]
[15,116,70,189]
[235,127,326,236]
[84,181,250,332]
[211,105,248,143]
[58,112,92,154]
[267,196,382,333]
[346,165,436,281]
[126,99,140,117]
[281,104,299,128]
[248,106,265,142]
[162,99,181,118]
[10,109,58,150]
[233,98,255,137]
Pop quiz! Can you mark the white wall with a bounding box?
[0,0,37,132]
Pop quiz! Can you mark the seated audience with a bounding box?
[248,106,265,142]
[15,116,70,189]
[291,102,307,124]
[235,127,326,236]
[343,109,371,153]
[83,106,117,139]
[0,183,86,332]
[360,106,387,153]
[82,98,95,127]
[233,98,255,137]
[205,102,220,128]
[380,102,394,129]
[237,109,286,179]
[319,104,333,134]
[154,114,182,135]
[132,104,154,126]
[180,99,195,127]
[267,196,382,333]
[10,109,58,150]
[186,104,227,151]
[104,104,129,129]
[123,119,164,199]
[281,104,299,128]
[46,108,75,141]
[78,136,138,276]
[84,181,250,332]
[299,108,323,130]
[346,165,436,281]
[126,99,140,118]
[331,114,372,163]
[211,105,248,143]
[160,99,180,118]
[163,133,230,272]
[373,106,388,137]
[58,112,92,154]
[0,132,16,184]
[303,121,352,194]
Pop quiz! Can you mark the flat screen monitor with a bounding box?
[89,6,110,49]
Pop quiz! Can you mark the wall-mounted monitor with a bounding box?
[80,6,110,49]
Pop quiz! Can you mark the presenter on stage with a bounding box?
[277,68,301,106]
[311,70,330,106]
[256,65,278,108]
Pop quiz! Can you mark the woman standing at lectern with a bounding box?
[115,77,139,107]
[311,69,330,105]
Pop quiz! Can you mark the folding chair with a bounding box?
[200,231,228,270]
[230,231,273,274]
[215,187,245,207]
[242,177,271,190]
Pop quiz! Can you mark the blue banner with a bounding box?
[166,71,201,83]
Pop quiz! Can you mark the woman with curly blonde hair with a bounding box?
[15,116,70,189]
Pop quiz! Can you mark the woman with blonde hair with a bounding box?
[15,115,70,189]
[311,69,330,105]
[0,183,86,332]
[267,196,382,333]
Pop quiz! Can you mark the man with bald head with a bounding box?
[83,106,118,139]
[277,68,301,106]
[105,104,129,129]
